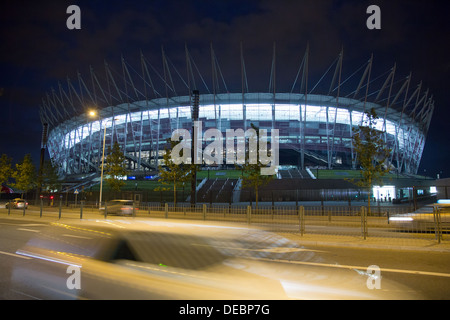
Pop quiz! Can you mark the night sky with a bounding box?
[1,0,449,178]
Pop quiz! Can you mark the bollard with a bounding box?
[40,199,43,218]
[298,206,305,236]
[361,206,368,240]
[8,200,11,216]
[80,200,84,219]
[164,203,168,219]
[59,199,62,219]
[434,206,442,244]
[203,204,206,220]
[23,201,26,216]
[272,191,275,220]
[247,206,252,224]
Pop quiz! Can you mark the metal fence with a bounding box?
[3,199,447,244]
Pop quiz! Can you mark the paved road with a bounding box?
[276,240,450,299]
[0,219,49,299]
[0,214,449,299]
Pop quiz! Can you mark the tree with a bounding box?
[11,154,36,198]
[104,141,128,192]
[0,154,13,186]
[158,139,193,206]
[238,124,275,208]
[350,108,391,213]
[41,160,61,192]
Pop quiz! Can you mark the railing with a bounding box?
[3,200,446,244]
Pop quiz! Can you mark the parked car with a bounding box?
[5,198,28,209]
[389,202,450,231]
[100,200,136,215]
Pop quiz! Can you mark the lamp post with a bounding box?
[99,118,107,208]
[89,110,114,208]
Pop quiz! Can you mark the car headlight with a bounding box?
[389,217,414,222]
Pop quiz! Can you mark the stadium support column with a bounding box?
[191,90,200,206]
[37,123,48,202]
[302,44,309,170]
[240,42,249,131]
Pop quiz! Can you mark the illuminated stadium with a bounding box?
[39,46,434,183]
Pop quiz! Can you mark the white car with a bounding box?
[5,198,28,209]
[389,202,450,231]
[100,200,136,215]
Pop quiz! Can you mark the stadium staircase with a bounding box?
[196,178,237,203]
[279,168,312,179]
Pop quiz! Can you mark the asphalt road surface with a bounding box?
[0,216,449,300]
[276,242,450,300]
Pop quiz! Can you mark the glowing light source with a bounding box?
[372,185,396,201]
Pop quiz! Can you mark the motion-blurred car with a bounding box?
[100,200,136,215]
[389,202,450,231]
[10,219,421,300]
[5,198,28,209]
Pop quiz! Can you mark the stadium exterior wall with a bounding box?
[46,92,426,177]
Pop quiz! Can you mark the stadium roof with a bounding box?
[39,45,434,136]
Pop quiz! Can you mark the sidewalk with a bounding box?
[1,206,449,253]
[278,232,450,253]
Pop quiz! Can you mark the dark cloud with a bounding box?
[0,0,449,177]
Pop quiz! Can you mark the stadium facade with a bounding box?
[39,45,434,179]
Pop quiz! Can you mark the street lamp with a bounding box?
[88,110,114,208]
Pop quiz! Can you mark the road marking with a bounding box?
[9,289,42,300]
[0,250,33,260]
[0,222,24,226]
[0,222,46,227]
[62,234,93,240]
[193,243,326,253]
[16,228,41,233]
[255,247,326,253]
[251,257,450,278]
[21,224,46,227]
